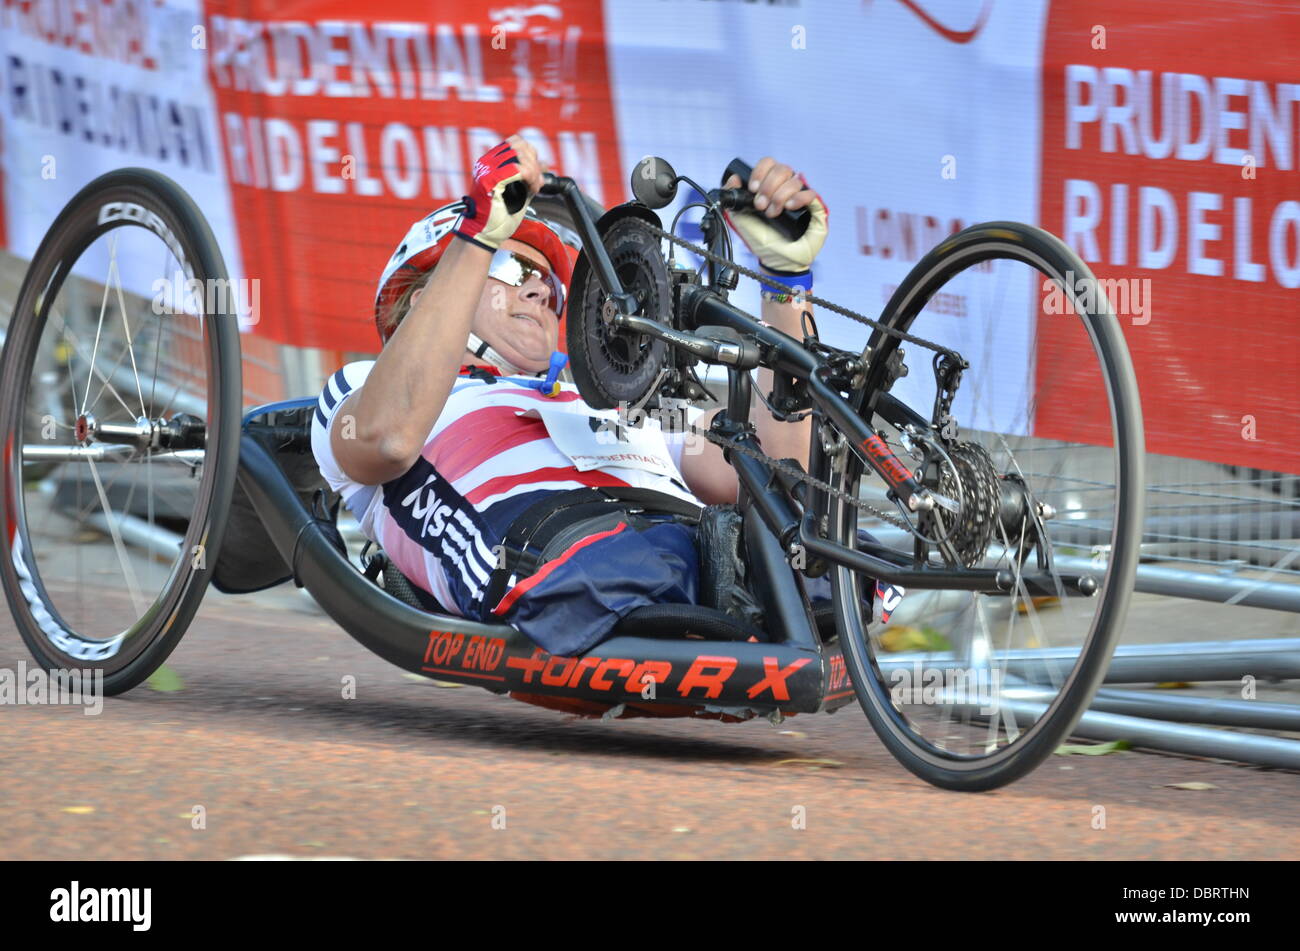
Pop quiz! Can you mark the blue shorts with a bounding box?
[484,516,699,656]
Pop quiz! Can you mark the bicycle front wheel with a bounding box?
[0,168,242,695]
[828,221,1145,791]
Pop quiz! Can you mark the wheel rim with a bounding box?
[831,231,1143,773]
[3,190,228,673]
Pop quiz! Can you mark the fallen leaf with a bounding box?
[1165,781,1217,791]
[778,730,807,739]
[672,827,692,834]
[1155,682,1193,689]
[771,758,844,769]
[146,665,184,693]
[879,625,951,653]
[62,806,95,814]
[1016,596,1060,615]
[1054,740,1131,756]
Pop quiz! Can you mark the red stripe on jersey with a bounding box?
[427,405,549,482]
[465,466,629,505]
[491,522,629,616]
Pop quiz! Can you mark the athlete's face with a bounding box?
[471,238,561,372]
[406,238,561,373]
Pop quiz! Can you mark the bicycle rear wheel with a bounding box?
[0,168,242,695]
[827,221,1144,790]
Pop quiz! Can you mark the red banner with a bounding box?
[204,0,623,354]
[1038,0,1300,473]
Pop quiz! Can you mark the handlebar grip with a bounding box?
[502,179,529,215]
[538,171,562,196]
[503,172,563,212]
[722,157,811,243]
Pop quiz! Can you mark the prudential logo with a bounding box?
[50,882,151,932]
[866,0,993,44]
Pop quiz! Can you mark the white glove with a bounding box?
[727,189,828,274]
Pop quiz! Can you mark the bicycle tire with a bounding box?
[827,221,1145,791]
[0,168,242,695]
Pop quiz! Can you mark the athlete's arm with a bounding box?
[678,294,815,505]
[680,157,824,505]
[332,136,545,486]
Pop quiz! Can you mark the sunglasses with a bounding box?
[488,248,565,315]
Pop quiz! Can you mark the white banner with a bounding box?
[605,0,1049,435]
[0,0,244,301]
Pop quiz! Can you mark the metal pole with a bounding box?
[970,689,1300,770]
[1085,687,1300,731]
[874,638,1300,683]
[84,511,183,563]
[861,520,1300,613]
[1052,553,1300,614]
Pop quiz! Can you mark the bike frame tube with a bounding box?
[680,288,1096,598]
[682,284,928,502]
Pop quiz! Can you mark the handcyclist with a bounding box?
[311,134,829,656]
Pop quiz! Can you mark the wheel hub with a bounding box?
[74,412,96,445]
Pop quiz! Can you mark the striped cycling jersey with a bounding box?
[310,361,703,618]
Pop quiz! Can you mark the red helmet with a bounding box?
[374,201,574,345]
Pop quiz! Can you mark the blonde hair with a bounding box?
[381,268,436,344]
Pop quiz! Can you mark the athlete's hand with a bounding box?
[455,134,547,251]
[723,157,828,274]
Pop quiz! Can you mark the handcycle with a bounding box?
[0,159,1144,791]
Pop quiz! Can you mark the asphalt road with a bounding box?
[1,584,1297,861]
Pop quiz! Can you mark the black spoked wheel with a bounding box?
[0,168,242,695]
[828,222,1145,791]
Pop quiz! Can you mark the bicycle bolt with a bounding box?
[908,493,936,512]
[1036,502,1057,520]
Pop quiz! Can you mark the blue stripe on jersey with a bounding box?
[315,404,327,428]
[381,457,501,614]
[333,367,353,399]
[322,367,354,412]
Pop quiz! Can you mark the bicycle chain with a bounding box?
[629,218,965,362]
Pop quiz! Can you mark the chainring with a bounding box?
[566,212,672,410]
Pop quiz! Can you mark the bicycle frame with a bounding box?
[542,175,1096,603]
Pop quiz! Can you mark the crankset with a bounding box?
[565,208,676,411]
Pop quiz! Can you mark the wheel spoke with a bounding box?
[51,306,137,421]
[107,246,149,419]
[80,233,117,417]
[85,455,146,618]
